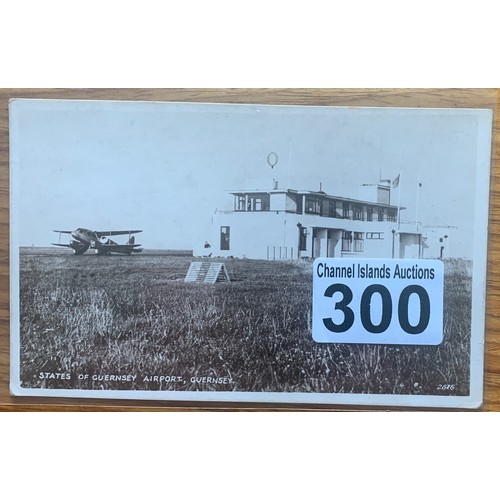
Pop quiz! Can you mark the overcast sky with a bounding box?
[10,99,491,258]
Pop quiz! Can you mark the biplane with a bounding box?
[52,228,143,255]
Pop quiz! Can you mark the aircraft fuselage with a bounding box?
[53,227,143,255]
[71,228,102,254]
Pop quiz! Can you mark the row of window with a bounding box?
[235,194,397,222]
[342,231,364,252]
[340,231,384,251]
[236,194,270,212]
[366,232,384,240]
[297,229,385,253]
[220,226,386,252]
[305,198,397,222]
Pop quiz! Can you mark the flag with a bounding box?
[392,174,400,188]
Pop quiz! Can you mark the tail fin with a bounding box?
[127,235,135,245]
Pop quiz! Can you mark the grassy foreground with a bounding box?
[18,249,472,395]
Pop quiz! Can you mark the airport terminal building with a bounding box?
[195,182,427,260]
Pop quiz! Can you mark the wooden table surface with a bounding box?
[1,88,498,411]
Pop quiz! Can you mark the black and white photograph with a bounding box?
[9,99,492,407]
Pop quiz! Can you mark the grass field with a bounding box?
[17,248,472,396]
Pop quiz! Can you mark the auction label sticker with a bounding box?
[313,259,444,345]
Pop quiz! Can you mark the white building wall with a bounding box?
[358,184,391,205]
[363,234,396,258]
[269,192,287,212]
[194,210,405,260]
[286,193,298,212]
[399,233,421,258]
[205,212,293,259]
[421,227,457,259]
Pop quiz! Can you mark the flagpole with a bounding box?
[415,176,421,232]
[397,171,402,230]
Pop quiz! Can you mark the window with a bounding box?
[299,227,307,251]
[247,194,270,211]
[342,231,352,251]
[377,186,390,205]
[328,200,336,217]
[388,208,397,222]
[367,207,373,221]
[353,204,363,220]
[378,208,384,221]
[296,195,303,214]
[354,232,364,252]
[366,232,384,240]
[220,226,230,250]
[328,200,342,218]
[342,202,351,219]
[236,195,246,211]
[305,196,322,215]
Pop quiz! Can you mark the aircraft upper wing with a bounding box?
[95,230,143,238]
[53,230,73,234]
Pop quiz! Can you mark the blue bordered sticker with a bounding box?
[312,258,444,345]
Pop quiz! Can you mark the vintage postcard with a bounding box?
[9,99,492,408]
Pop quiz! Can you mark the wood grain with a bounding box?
[1,88,498,411]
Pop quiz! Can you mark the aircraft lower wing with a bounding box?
[52,241,90,255]
[95,230,142,238]
[101,243,142,249]
[99,243,142,254]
